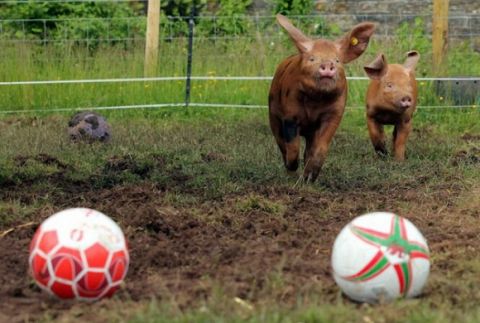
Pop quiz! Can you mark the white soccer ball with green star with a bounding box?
[331,212,430,303]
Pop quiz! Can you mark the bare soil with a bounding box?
[0,155,479,322]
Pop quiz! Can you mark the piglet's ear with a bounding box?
[336,22,376,64]
[364,53,388,80]
[403,50,420,70]
[276,14,314,53]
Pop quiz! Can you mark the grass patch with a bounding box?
[235,194,287,216]
[0,107,478,198]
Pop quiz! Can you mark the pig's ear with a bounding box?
[276,14,313,53]
[336,22,376,64]
[403,51,420,70]
[364,53,388,80]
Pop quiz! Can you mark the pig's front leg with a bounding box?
[393,120,412,161]
[303,114,342,183]
[269,114,300,172]
[367,116,388,157]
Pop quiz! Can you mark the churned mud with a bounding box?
[0,153,478,322]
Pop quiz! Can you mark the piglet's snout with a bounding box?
[319,61,336,78]
[399,95,412,109]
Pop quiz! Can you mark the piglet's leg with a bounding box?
[393,121,412,161]
[367,116,388,157]
[303,114,342,183]
[269,114,300,172]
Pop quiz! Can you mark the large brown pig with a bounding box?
[269,14,375,182]
[364,51,420,160]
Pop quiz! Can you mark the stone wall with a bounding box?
[313,0,479,38]
[315,0,479,15]
[250,0,479,49]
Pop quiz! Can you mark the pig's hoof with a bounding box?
[375,149,389,159]
[285,159,299,172]
[286,170,299,180]
[303,171,319,184]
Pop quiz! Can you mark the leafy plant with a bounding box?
[273,0,313,16]
[271,0,337,38]
[395,17,430,57]
[197,0,253,36]
[0,1,144,48]
[161,0,207,17]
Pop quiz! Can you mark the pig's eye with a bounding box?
[386,82,394,88]
[335,58,340,63]
[309,56,316,62]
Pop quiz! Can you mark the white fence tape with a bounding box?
[0,103,184,114]
[0,76,477,114]
[1,76,480,86]
[0,103,477,115]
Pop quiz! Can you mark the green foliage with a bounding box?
[161,0,254,38]
[395,17,430,56]
[0,1,144,47]
[161,0,207,17]
[157,1,209,39]
[273,0,313,16]
[197,0,253,36]
[0,0,256,43]
[272,0,337,37]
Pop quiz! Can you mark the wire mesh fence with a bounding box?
[0,14,479,44]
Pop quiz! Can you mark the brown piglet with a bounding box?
[269,14,375,182]
[364,51,420,160]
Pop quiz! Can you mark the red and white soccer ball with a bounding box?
[29,208,129,301]
[331,212,430,303]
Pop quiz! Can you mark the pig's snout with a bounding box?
[399,95,412,109]
[319,61,336,78]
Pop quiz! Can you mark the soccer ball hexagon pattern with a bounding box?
[331,212,430,303]
[29,208,129,301]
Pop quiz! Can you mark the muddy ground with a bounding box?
[0,149,479,322]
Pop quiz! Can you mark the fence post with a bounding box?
[185,7,195,108]
[432,0,449,75]
[144,0,161,77]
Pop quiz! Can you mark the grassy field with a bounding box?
[0,21,480,322]
[1,32,479,113]
[0,106,479,322]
